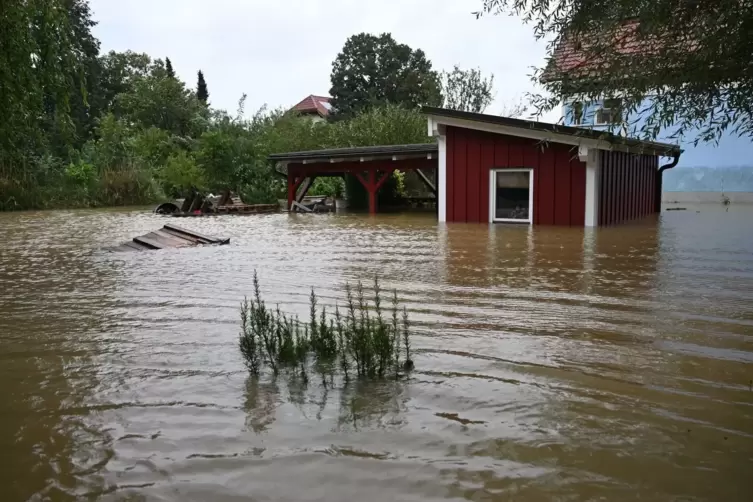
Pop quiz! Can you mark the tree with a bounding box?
[477,0,753,144]
[440,65,495,113]
[60,0,102,150]
[97,51,155,114]
[499,99,527,118]
[166,57,175,78]
[116,72,207,137]
[329,33,442,118]
[197,70,209,104]
[0,0,80,167]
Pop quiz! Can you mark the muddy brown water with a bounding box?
[1,206,752,501]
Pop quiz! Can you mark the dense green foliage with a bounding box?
[478,0,753,143]
[240,272,414,382]
[1,2,442,211]
[329,33,443,119]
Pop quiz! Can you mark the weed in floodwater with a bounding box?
[238,272,414,381]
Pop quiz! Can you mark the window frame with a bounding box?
[488,168,534,225]
[594,98,623,125]
[570,101,584,125]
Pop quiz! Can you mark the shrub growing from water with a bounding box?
[239,272,414,380]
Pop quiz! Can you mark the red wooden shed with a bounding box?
[267,108,681,227]
[424,107,681,227]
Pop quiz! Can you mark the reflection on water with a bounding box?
[0,206,752,501]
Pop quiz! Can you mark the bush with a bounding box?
[239,272,414,381]
[95,166,162,206]
[160,151,207,197]
[239,179,284,205]
[308,177,345,198]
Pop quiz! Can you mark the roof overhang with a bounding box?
[423,107,681,158]
[268,143,438,166]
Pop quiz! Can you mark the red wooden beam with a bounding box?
[287,157,435,215]
[293,175,305,193]
[284,158,436,177]
[367,170,377,214]
[374,169,394,191]
[354,172,370,189]
[287,172,295,210]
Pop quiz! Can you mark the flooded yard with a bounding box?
[1,206,751,501]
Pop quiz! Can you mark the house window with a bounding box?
[571,101,584,125]
[489,168,534,224]
[595,98,622,125]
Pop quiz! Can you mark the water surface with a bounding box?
[1,206,751,501]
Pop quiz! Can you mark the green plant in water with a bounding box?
[238,272,414,381]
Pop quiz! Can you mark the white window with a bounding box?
[489,168,534,224]
[595,98,623,125]
[571,101,584,125]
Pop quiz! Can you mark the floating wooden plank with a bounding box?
[133,234,167,250]
[121,241,147,251]
[291,201,313,213]
[163,223,225,243]
[110,224,230,252]
[150,230,194,247]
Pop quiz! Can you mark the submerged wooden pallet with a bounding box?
[167,203,279,217]
[111,224,230,252]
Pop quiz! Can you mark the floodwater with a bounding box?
[1,206,752,502]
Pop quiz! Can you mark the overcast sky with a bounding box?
[89,0,559,121]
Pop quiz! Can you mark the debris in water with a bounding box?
[435,412,486,425]
[110,224,229,252]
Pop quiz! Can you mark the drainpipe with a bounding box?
[655,151,681,213]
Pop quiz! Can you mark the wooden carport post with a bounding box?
[354,166,395,214]
[287,166,306,211]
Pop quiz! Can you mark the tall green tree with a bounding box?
[97,51,155,115]
[197,70,209,104]
[0,0,80,167]
[165,57,175,78]
[58,0,102,150]
[478,0,753,143]
[440,65,495,113]
[329,33,442,119]
[116,72,207,137]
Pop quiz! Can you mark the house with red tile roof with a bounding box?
[547,20,753,198]
[291,95,332,122]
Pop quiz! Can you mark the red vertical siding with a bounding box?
[570,154,586,226]
[446,128,455,222]
[536,146,554,224]
[479,137,494,221]
[467,138,481,222]
[641,160,653,214]
[444,127,586,225]
[552,147,571,225]
[598,151,659,225]
[618,153,626,223]
[636,156,643,217]
[454,128,467,222]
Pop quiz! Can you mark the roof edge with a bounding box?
[422,106,681,157]
[267,143,438,163]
